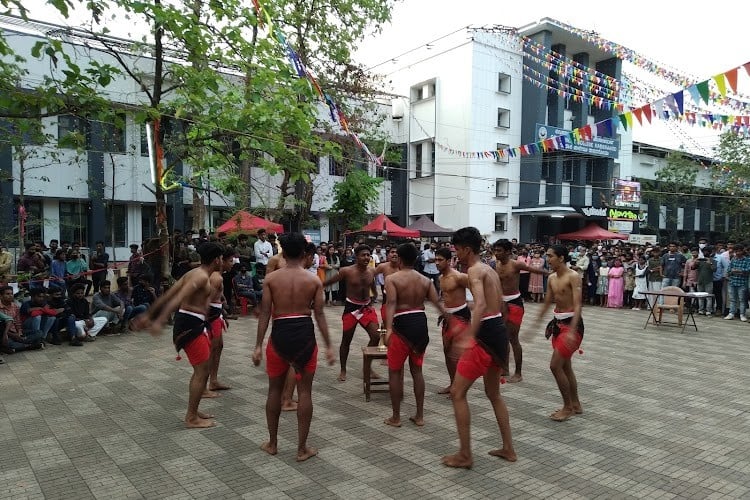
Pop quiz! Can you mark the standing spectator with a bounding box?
[712,247,727,316]
[516,248,531,300]
[632,256,649,310]
[65,249,92,295]
[682,247,699,292]
[585,253,599,305]
[317,246,328,285]
[65,284,107,342]
[91,280,124,333]
[90,241,109,294]
[596,258,609,307]
[607,259,625,308]
[696,248,716,315]
[236,234,254,268]
[324,246,341,305]
[127,244,143,286]
[660,242,686,289]
[253,229,273,277]
[646,249,663,308]
[528,250,545,302]
[50,250,67,292]
[114,276,147,331]
[421,242,440,293]
[724,244,750,321]
[172,239,190,280]
[268,233,280,255]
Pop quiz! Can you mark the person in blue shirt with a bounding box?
[712,247,728,316]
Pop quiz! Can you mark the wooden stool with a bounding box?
[362,346,389,402]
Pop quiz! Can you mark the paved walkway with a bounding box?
[2,303,749,499]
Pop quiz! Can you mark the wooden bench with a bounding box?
[362,346,389,402]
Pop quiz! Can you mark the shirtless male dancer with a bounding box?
[374,247,400,326]
[492,239,548,383]
[265,250,298,412]
[528,245,584,422]
[435,247,472,394]
[383,243,446,428]
[204,246,236,398]
[323,245,380,382]
[133,242,224,428]
[252,233,335,461]
[443,227,516,468]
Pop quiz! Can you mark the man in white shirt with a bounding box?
[422,242,440,293]
[254,229,273,277]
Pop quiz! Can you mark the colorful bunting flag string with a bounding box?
[252,0,383,165]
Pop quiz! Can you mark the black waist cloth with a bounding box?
[173,312,207,353]
[453,305,471,322]
[393,312,429,354]
[271,316,316,374]
[343,300,370,315]
[507,296,524,309]
[545,316,585,340]
[207,305,223,323]
[476,316,508,366]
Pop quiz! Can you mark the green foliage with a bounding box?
[713,132,750,238]
[330,168,383,230]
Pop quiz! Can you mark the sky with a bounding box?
[353,0,750,155]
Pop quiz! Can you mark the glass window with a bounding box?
[59,201,88,245]
[495,178,509,198]
[57,115,86,149]
[104,204,128,247]
[140,123,150,157]
[497,73,511,93]
[414,143,423,178]
[496,143,509,164]
[497,108,510,128]
[100,114,127,153]
[141,205,157,241]
[494,213,507,232]
[328,156,347,177]
[563,159,574,182]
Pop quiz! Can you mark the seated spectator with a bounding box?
[65,284,107,343]
[66,250,92,296]
[91,280,124,335]
[0,285,44,351]
[114,276,148,332]
[46,286,71,344]
[21,287,61,345]
[17,242,46,277]
[132,274,157,309]
[233,265,262,306]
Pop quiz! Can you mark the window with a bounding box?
[497,108,510,128]
[100,114,126,153]
[140,123,150,157]
[328,156,348,177]
[563,159,574,182]
[496,143,509,164]
[414,143,423,178]
[104,204,128,247]
[585,159,594,184]
[212,208,232,228]
[430,143,435,175]
[141,205,157,241]
[541,155,554,181]
[494,213,507,232]
[495,178,509,198]
[58,115,86,148]
[59,201,88,245]
[497,73,511,93]
[411,80,436,101]
[14,199,43,243]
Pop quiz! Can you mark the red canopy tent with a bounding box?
[557,223,629,241]
[216,210,284,235]
[351,214,420,238]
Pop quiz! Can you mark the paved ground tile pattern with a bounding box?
[1,303,749,499]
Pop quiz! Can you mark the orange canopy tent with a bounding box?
[216,210,283,235]
[350,214,420,238]
[557,223,628,241]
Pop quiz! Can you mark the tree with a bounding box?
[712,131,750,238]
[329,167,383,230]
[641,150,699,241]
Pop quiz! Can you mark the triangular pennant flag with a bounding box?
[596,121,607,137]
[605,118,614,137]
[625,112,633,130]
[687,85,702,106]
[633,107,643,125]
[743,62,750,77]
[619,114,628,130]
[713,74,727,97]
[643,104,653,124]
[674,92,684,115]
[725,68,739,94]
[696,80,710,104]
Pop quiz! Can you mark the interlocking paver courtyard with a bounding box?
[2,303,750,499]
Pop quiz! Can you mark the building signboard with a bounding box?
[536,123,619,160]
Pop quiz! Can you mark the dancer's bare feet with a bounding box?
[197,410,215,419]
[437,386,451,394]
[572,403,583,414]
[384,417,401,427]
[409,416,424,427]
[185,416,216,428]
[260,442,277,455]
[296,447,318,462]
[441,453,473,469]
[338,371,346,382]
[488,448,517,462]
[549,408,574,421]
[201,389,220,399]
[281,400,299,411]
[508,374,522,383]
[209,381,231,391]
